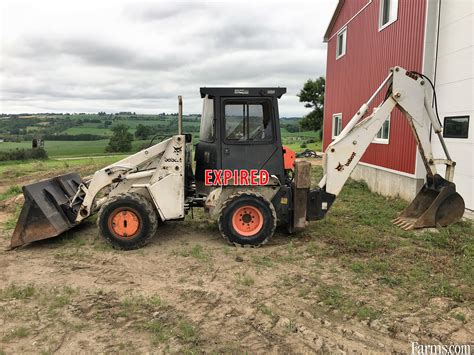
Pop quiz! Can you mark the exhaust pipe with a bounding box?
[178,95,183,135]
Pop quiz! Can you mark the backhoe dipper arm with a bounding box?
[318,66,456,199]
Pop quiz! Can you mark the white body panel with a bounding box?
[73,135,186,222]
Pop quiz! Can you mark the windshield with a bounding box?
[199,95,214,142]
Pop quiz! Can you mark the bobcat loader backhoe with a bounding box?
[10,67,465,250]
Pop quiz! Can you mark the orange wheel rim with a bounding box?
[231,205,264,237]
[108,208,140,239]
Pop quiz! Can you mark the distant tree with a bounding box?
[106,124,133,152]
[298,77,325,131]
[135,124,155,140]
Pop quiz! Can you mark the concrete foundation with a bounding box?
[350,164,425,202]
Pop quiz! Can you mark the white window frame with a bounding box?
[373,115,391,144]
[332,113,343,138]
[378,0,398,31]
[336,27,347,59]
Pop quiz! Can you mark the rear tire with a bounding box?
[97,193,158,250]
[218,191,276,247]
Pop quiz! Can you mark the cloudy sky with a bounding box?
[0,0,337,116]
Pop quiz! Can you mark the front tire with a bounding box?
[218,191,276,247]
[97,193,158,250]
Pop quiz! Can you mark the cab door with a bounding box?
[220,97,284,182]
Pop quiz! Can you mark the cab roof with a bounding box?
[200,87,286,99]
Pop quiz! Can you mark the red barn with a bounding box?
[323,0,473,210]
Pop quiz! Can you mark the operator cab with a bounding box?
[195,87,287,194]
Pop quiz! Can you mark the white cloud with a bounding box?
[0,0,337,116]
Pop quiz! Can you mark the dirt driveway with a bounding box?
[0,162,472,354]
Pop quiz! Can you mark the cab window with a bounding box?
[224,101,273,142]
[199,95,214,142]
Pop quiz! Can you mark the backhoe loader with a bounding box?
[10,67,465,250]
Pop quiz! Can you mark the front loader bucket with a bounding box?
[10,173,82,249]
[393,174,465,230]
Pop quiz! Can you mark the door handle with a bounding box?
[224,148,230,155]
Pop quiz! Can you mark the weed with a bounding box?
[257,304,279,325]
[0,284,36,300]
[3,204,22,230]
[285,319,297,333]
[349,261,366,274]
[236,272,254,287]
[47,286,78,314]
[178,244,210,261]
[451,312,466,323]
[306,241,319,255]
[317,285,345,309]
[178,321,198,343]
[144,320,171,345]
[2,327,29,342]
[428,279,464,302]
[251,255,273,268]
[298,287,310,298]
[356,306,380,321]
[120,294,163,316]
[316,284,381,321]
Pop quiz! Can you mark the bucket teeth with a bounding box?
[392,217,415,230]
[392,218,405,226]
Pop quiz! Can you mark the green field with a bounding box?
[0,113,323,159]
[0,140,151,158]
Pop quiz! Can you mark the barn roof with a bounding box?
[323,0,345,42]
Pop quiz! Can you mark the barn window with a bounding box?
[332,113,343,138]
[443,116,469,139]
[379,0,398,30]
[373,116,390,143]
[336,28,347,59]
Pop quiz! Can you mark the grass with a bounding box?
[0,185,21,201]
[316,284,381,321]
[2,327,29,342]
[0,140,148,158]
[258,304,279,324]
[307,165,474,305]
[120,294,164,315]
[0,156,125,183]
[0,284,202,351]
[0,284,36,300]
[251,255,273,268]
[177,244,211,261]
[236,272,255,287]
[47,286,78,314]
[451,312,466,323]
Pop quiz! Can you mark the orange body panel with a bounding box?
[283,146,296,170]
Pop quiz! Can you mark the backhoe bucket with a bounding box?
[393,174,465,230]
[10,173,82,249]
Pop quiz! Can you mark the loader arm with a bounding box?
[9,135,187,249]
[315,66,464,229]
[74,135,186,223]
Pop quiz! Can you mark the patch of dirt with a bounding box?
[0,159,471,353]
[1,213,471,354]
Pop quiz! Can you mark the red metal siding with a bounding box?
[323,0,426,174]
